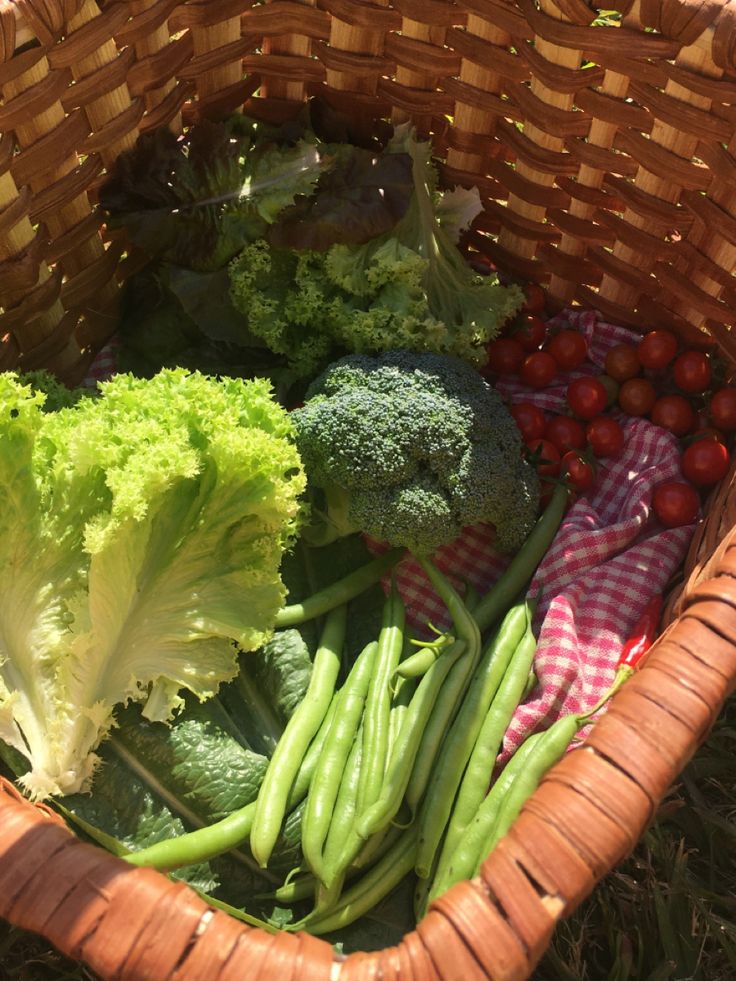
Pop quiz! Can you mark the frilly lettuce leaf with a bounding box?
[0,369,304,799]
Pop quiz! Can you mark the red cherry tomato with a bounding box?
[598,374,620,408]
[605,343,640,382]
[710,387,736,431]
[637,330,678,370]
[514,315,547,353]
[586,416,625,458]
[652,481,700,528]
[618,377,657,417]
[561,451,596,492]
[681,439,730,487]
[673,351,712,395]
[522,283,546,315]
[511,402,546,442]
[520,351,557,389]
[691,427,726,444]
[485,338,526,376]
[546,330,588,371]
[650,395,696,437]
[566,376,608,420]
[544,415,586,452]
[526,438,561,477]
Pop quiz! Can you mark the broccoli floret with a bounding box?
[292,351,540,555]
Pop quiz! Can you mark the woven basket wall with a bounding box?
[2,0,736,978]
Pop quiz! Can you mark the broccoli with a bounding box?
[291,351,540,556]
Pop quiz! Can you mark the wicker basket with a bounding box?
[2,0,736,977]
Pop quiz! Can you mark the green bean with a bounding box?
[464,581,480,612]
[302,640,377,883]
[322,728,362,873]
[473,481,568,635]
[270,874,316,904]
[522,667,537,701]
[275,549,403,627]
[251,605,347,868]
[123,698,338,872]
[356,582,406,816]
[355,639,466,839]
[388,672,414,750]
[439,607,537,864]
[404,560,482,812]
[481,713,581,863]
[270,824,402,905]
[352,822,403,872]
[293,828,418,935]
[414,836,442,922]
[416,558,480,653]
[393,632,455,680]
[403,654,469,814]
[429,731,545,903]
[414,599,530,878]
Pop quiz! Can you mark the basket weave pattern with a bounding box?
[2,0,736,977]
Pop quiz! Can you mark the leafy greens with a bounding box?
[0,369,304,800]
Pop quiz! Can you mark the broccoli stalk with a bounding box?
[302,484,356,547]
[292,351,540,557]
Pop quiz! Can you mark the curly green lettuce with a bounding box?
[229,127,523,378]
[0,369,305,800]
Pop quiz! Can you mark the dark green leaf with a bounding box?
[268,150,414,251]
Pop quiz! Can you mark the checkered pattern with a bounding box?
[83,336,121,389]
[85,312,696,767]
[368,310,696,761]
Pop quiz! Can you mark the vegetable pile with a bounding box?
[102,106,522,387]
[1,103,729,958]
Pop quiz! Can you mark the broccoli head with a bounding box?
[291,351,540,555]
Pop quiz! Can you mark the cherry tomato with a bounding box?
[598,374,620,407]
[546,329,588,371]
[511,402,546,442]
[522,283,546,315]
[520,351,557,389]
[561,451,596,492]
[514,315,547,352]
[652,481,700,528]
[566,376,608,420]
[605,343,640,382]
[526,438,561,477]
[690,427,726,444]
[650,395,696,437]
[618,377,657,417]
[485,338,526,376]
[673,351,712,395]
[586,416,625,458]
[544,415,586,452]
[710,387,736,431]
[637,330,679,370]
[681,439,730,487]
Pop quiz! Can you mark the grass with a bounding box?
[2,696,735,980]
[535,694,736,981]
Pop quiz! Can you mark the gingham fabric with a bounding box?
[86,311,696,762]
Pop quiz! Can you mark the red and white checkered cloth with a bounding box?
[86,311,697,763]
[367,310,696,760]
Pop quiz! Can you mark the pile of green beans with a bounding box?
[122,487,575,935]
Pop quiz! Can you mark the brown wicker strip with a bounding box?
[517,40,604,93]
[393,0,464,27]
[446,27,529,81]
